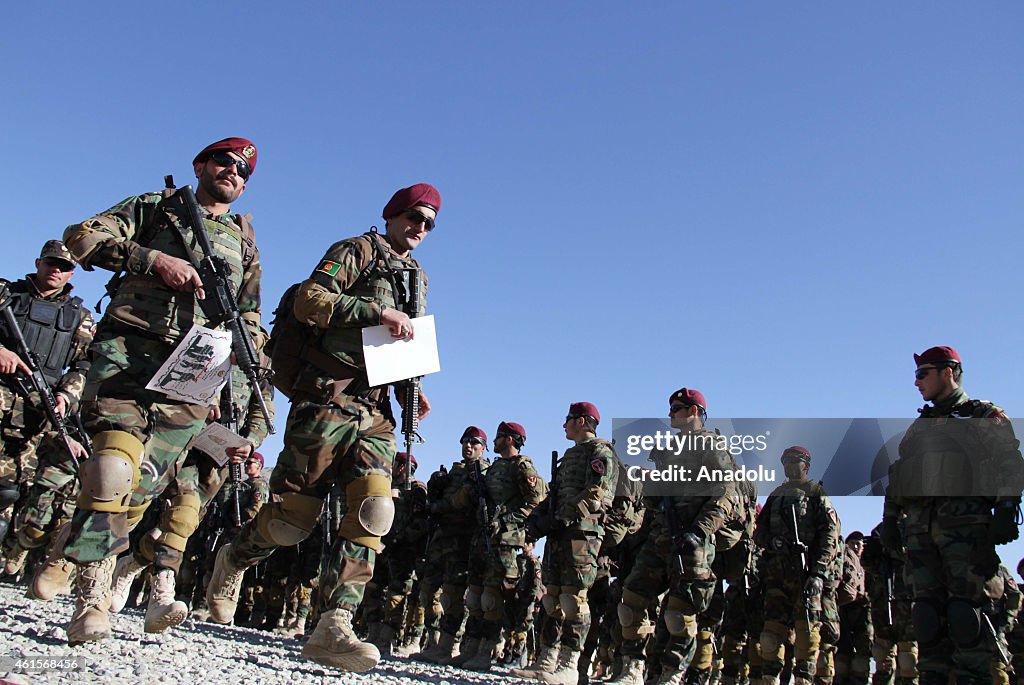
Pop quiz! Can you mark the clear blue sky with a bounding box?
[2,4,1022,564]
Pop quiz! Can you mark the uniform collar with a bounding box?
[25,274,73,300]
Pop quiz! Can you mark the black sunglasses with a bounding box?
[669,402,693,414]
[208,151,251,181]
[402,209,435,232]
[461,437,485,446]
[914,367,939,380]
[42,257,75,272]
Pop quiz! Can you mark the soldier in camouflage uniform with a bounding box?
[412,426,489,664]
[815,524,844,685]
[459,421,545,672]
[836,532,872,685]
[57,138,264,644]
[515,401,618,685]
[504,541,543,667]
[0,240,93,571]
[609,388,739,685]
[207,183,439,674]
[754,445,842,685]
[861,526,917,685]
[987,563,1020,685]
[881,346,1024,685]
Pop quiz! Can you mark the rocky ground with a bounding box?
[0,582,524,685]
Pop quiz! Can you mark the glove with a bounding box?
[878,515,902,553]
[804,575,824,601]
[991,501,1021,545]
[677,529,703,554]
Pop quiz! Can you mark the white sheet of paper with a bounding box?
[145,324,232,404]
[361,315,441,387]
[188,422,250,467]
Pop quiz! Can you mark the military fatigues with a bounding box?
[225,231,423,612]
[860,533,917,685]
[754,477,841,684]
[883,387,1024,683]
[815,534,844,685]
[379,478,429,635]
[60,189,263,565]
[616,429,739,685]
[836,542,873,685]
[0,275,94,566]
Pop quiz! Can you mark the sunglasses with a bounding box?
[42,257,75,272]
[914,367,939,380]
[461,437,485,446]
[669,402,693,414]
[208,151,251,181]
[402,209,435,232]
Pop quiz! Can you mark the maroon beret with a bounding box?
[781,446,811,463]
[669,387,707,412]
[382,183,441,221]
[914,346,961,366]
[395,451,417,467]
[461,426,487,443]
[250,451,264,466]
[497,421,527,441]
[193,137,258,175]
[568,402,600,423]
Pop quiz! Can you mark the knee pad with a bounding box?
[617,588,647,634]
[872,641,895,672]
[338,474,394,552]
[896,642,918,678]
[256,492,322,546]
[16,523,47,550]
[665,596,697,637]
[125,501,150,529]
[542,592,562,619]
[694,629,715,669]
[816,645,835,677]
[946,599,982,648]
[440,583,465,613]
[76,431,144,513]
[559,591,588,621]
[157,493,201,552]
[851,654,871,676]
[759,625,785,662]
[794,619,820,661]
[466,585,483,613]
[910,598,944,647]
[481,587,504,622]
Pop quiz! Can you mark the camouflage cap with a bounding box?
[781,445,811,463]
[914,346,961,366]
[39,240,76,265]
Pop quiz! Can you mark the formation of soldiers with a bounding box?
[0,137,1022,685]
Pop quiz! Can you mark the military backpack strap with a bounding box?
[233,213,257,267]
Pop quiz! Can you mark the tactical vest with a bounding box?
[760,479,831,558]
[556,438,617,519]
[437,458,488,528]
[0,280,83,387]
[105,190,253,340]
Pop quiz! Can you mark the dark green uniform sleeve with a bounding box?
[62,193,166,274]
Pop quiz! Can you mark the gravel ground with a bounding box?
[0,582,526,685]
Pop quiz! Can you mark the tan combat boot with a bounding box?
[510,642,561,679]
[539,646,583,685]
[28,523,74,601]
[444,635,480,666]
[370,623,397,657]
[463,636,500,672]
[412,630,457,664]
[3,543,29,576]
[301,608,381,672]
[144,568,188,633]
[67,556,116,644]
[206,543,247,624]
[109,554,149,613]
[607,655,647,685]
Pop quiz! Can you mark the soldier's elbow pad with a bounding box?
[76,430,144,513]
[338,474,394,551]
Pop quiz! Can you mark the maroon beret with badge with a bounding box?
[497,421,527,441]
[781,446,811,463]
[669,387,707,412]
[461,426,487,443]
[383,183,442,220]
[193,137,258,175]
[568,402,600,423]
[913,346,961,366]
[250,451,264,466]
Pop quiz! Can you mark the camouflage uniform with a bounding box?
[754,449,841,685]
[883,385,1024,684]
[987,564,1020,685]
[835,538,873,685]
[377,474,429,647]
[815,533,844,685]
[0,270,93,558]
[860,531,917,685]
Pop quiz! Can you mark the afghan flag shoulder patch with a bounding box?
[317,260,342,277]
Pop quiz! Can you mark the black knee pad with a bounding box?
[910,599,944,647]
[946,599,981,648]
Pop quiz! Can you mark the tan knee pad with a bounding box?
[872,640,895,671]
[664,596,696,637]
[76,431,144,513]
[256,492,322,546]
[760,621,788,662]
[794,619,820,662]
[896,641,918,678]
[157,493,201,552]
[125,501,151,529]
[338,474,394,551]
[481,587,504,622]
[542,592,563,619]
[618,588,648,639]
[694,629,715,669]
[559,590,589,621]
[440,583,465,613]
[16,523,47,550]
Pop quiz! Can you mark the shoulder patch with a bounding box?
[591,458,607,475]
[317,260,342,277]
[526,474,538,489]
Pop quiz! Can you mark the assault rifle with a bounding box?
[164,176,275,435]
[0,302,87,468]
[661,496,687,575]
[790,501,812,626]
[984,612,1011,666]
[397,267,423,491]
[472,459,493,555]
[877,552,894,627]
[219,383,244,528]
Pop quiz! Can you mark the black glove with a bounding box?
[991,501,1021,545]
[878,515,902,552]
[804,575,824,601]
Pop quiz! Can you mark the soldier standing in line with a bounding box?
[515,401,618,685]
[754,446,842,685]
[988,563,1020,685]
[412,426,489,664]
[814,523,844,685]
[0,240,93,568]
[860,526,917,685]
[881,346,1024,685]
[459,421,545,672]
[412,463,450,655]
[206,183,438,673]
[835,531,872,685]
[608,388,739,685]
[58,137,264,643]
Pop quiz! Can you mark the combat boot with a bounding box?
[463,637,500,672]
[655,668,685,685]
[444,635,480,666]
[539,646,583,685]
[67,556,116,644]
[413,630,457,663]
[682,668,711,685]
[511,642,561,678]
[301,608,381,672]
[144,568,188,633]
[607,656,647,685]
[3,543,29,576]
[206,543,247,624]
[109,554,148,613]
[371,624,397,657]
[30,555,75,601]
